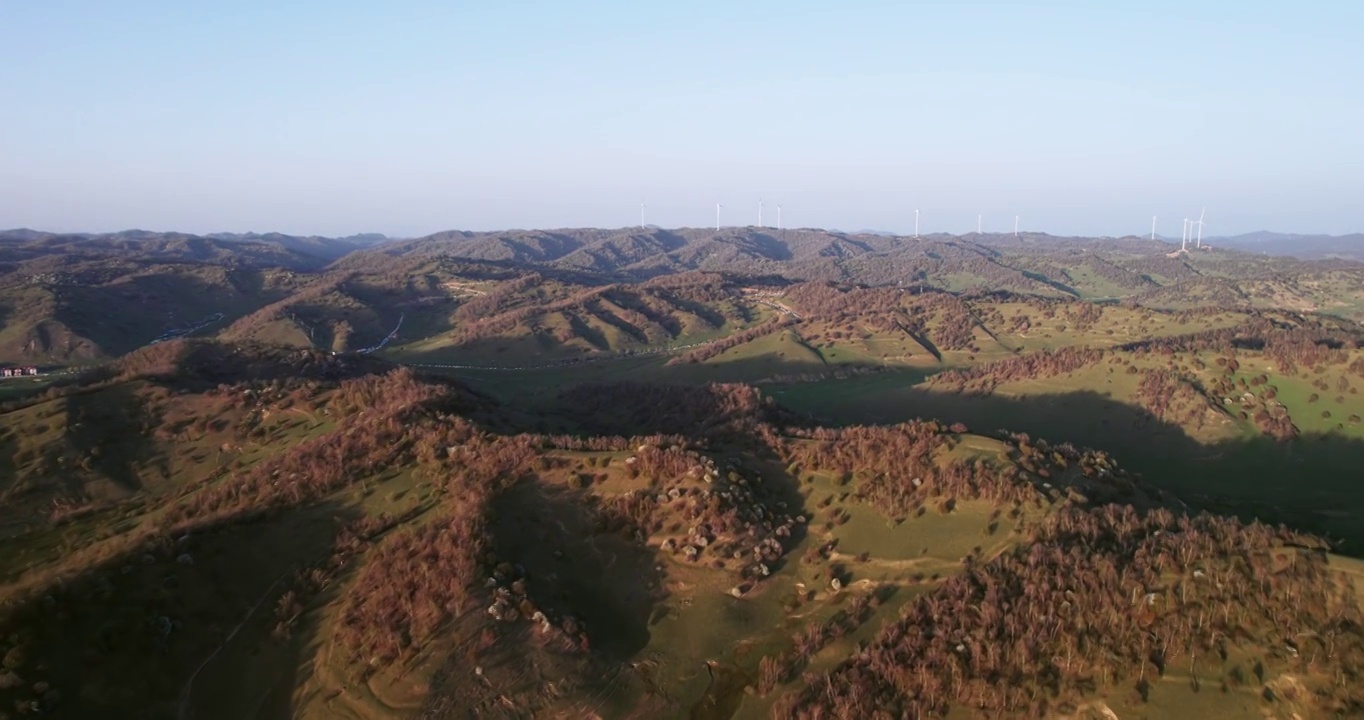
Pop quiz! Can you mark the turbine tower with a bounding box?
[1195,208,1205,248]
[914,209,920,238]
[977,214,982,234]
[1182,219,1189,251]
[640,201,646,229]
[1151,216,1157,241]
[1014,215,1019,238]
[758,198,764,228]
[715,203,723,232]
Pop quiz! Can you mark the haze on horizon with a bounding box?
[2,1,1361,239]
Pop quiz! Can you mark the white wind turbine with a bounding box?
[758,198,764,227]
[977,213,983,234]
[1195,208,1206,248]
[914,209,920,238]
[715,202,723,231]
[1151,216,1157,241]
[1014,215,1019,237]
[777,203,783,231]
[1182,218,1190,251]
[640,201,646,229]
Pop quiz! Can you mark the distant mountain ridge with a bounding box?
[0,228,394,364]
[1,228,392,266]
[341,226,1207,290]
[206,231,391,247]
[3,223,1364,368]
[1210,231,1364,262]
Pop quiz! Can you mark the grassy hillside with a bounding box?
[0,344,1358,718]
[0,346,1358,714]
[7,226,1364,367]
[0,230,344,365]
[4,229,1364,718]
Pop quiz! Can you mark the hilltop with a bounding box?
[0,228,388,268]
[350,226,1364,304]
[0,229,390,365]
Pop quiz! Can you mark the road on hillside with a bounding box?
[356,313,406,354]
[149,312,225,345]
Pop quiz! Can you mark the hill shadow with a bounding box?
[779,382,1364,555]
[0,299,13,339]
[501,354,1364,556]
[62,381,162,494]
[647,229,693,254]
[893,321,943,362]
[1019,270,1080,297]
[190,500,365,720]
[641,354,869,388]
[490,480,663,661]
[641,291,729,329]
[0,498,361,719]
[740,233,796,262]
[53,271,251,356]
[0,423,15,498]
[565,311,613,352]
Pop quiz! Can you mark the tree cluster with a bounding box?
[931,347,1107,394]
[781,505,1364,717]
[667,318,793,364]
[336,502,490,666]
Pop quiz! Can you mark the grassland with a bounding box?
[5,230,1364,718]
[340,279,1364,558]
[0,331,1357,719]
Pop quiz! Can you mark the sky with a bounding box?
[2,1,1362,238]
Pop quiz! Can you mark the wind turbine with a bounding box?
[1182,218,1189,251]
[977,214,982,234]
[1014,215,1019,238]
[1195,208,1205,248]
[777,204,783,231]
[1151,216,1157,241]
[715,203,723,232]
[640,201,646,229]
[914,209,920,238]
[758,198,764,228]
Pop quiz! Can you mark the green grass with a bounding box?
[1242,370,1364,437]
[1062,265,1128,301]
[938,272,991,292]
[768,349,1364,554]
[768,369,937,422]
[0,376,59,403]
[832,499,1009,566]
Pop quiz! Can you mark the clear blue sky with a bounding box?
[2,1,1361,238]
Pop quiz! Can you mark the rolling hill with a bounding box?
[0,229,390,365]
[2,226,1364,718]
[6,225,1364,369]
[0,341,1359,718]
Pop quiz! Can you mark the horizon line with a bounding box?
[5,225,1358,242]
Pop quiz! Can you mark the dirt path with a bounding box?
[177,574,287,720]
